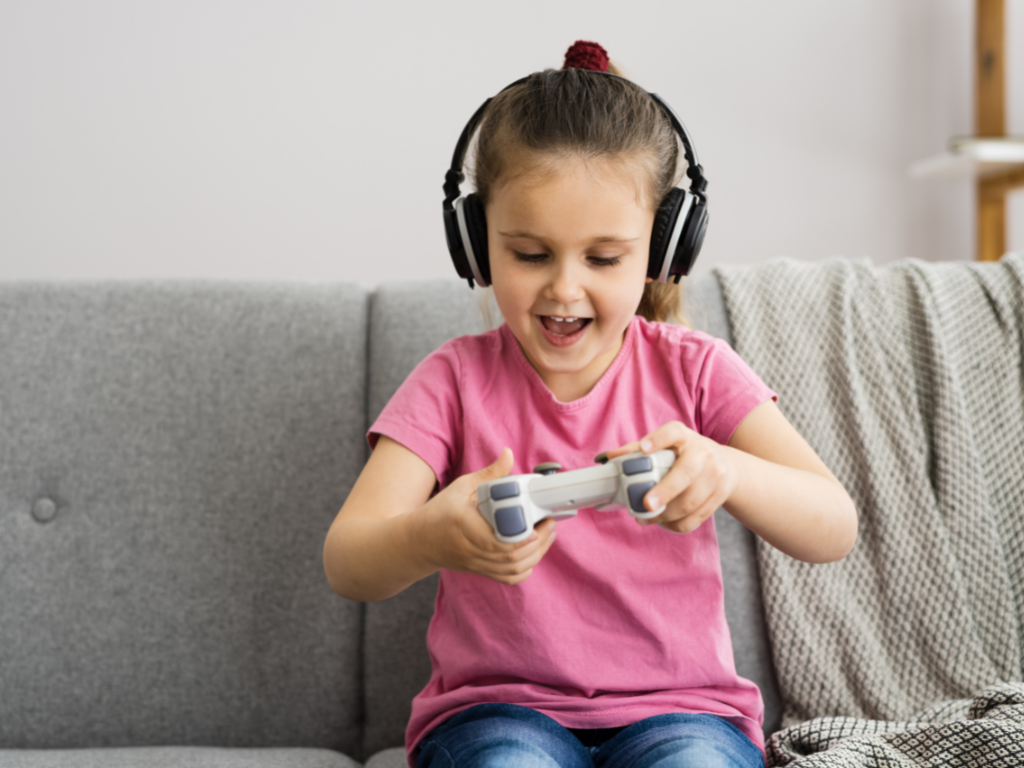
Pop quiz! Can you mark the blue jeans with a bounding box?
[416,703,764,768]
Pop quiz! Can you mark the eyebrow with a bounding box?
[497,230,640,244]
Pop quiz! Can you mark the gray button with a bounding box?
[32,497,58,523]
[490,481,520,501]
[495,506,527,537]
[627,481,655,513]
[622,457,653,476]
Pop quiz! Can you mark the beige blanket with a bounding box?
[715,255,1024,766]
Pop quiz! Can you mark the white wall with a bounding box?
[1,0,1021,285]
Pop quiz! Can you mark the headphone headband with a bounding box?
[443,72,706,209]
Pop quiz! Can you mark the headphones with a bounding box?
[442,72,708,288]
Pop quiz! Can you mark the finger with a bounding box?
[495,567,535,586]
[637,421,692,455]
[474,517,554,561]
[642,443,711,515]
[468,522,526,553]
[534,519,558,552]
[508,523,558,571]
[483,522,557,581]
[462,505,533,554]
[471,447,514,487]
[509,518,558,557]
[658,493,706,531]
[662,495,722,534]
[658,466,721,525]
[603,441,642,461]
[463,447,517,548]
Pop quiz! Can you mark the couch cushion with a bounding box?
[0,283,367,754]
[364,281,494,757]
[685,275,783,736]
[362,277,780,756]
[0,747,359,768]
[363,747,408,768]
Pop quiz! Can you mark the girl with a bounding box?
[324,41,857,768]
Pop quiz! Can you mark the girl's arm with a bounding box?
[614,401,858,563]
[323,436,558,602]
[722,400,856,562]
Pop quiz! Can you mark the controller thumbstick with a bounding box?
[533,462,561,476]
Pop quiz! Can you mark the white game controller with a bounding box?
[476,450,676,543]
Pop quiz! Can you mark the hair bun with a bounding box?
[562,40,610,72]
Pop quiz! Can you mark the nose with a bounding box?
[545,258,585,305]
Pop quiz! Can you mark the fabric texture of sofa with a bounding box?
[2,258,1017,767]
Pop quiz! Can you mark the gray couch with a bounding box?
[0,275,780,768]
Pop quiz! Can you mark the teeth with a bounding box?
[550,317,577,322]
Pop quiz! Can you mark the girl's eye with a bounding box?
[511,251,622,267]
[513,251,547,263]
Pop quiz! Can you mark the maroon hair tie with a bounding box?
[562,40,609,72]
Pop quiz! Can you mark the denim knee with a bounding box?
[416,703,592,768]
[416,707,762,768]
[594,713,763,768]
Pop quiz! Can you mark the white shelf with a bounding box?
[910,137,1024,179]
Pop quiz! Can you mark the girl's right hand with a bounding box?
[420,448,558,585]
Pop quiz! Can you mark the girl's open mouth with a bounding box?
[537,315,591,346]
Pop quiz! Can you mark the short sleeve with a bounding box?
[369,341,464,489]
[693,337,777,446]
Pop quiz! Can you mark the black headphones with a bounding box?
[443,72,708,288]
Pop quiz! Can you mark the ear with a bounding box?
[644,277,654,283]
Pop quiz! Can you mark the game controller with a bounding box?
[476,450,676,543]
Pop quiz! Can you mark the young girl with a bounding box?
[324,41,857,768]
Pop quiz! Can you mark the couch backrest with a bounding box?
[361,276,781,756]
[0,283,367,754]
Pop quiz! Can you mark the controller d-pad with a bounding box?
[490,481,520,501]
[495,506,527,537]
[627,481,656,513]
[622,457,653,476]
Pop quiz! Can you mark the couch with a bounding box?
[0,274,783,767]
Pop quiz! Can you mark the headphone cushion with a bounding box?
[649,188,686,281]
[672,200,707,277]
[444,204,472,281]
[463,193,491,285]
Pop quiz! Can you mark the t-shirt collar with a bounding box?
[499,315,639,412]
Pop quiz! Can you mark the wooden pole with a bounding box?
[976,0,1006,261]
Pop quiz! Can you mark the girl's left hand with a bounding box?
[606,422,739,533]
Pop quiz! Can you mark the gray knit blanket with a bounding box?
[715,255,1024,767]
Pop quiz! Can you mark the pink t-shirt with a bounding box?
[369,315,776,762]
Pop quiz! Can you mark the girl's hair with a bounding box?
[472,64,686,325]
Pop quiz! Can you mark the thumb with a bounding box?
[474,447,514,484]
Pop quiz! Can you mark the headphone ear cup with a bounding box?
[649,188,686,281]
[444,202,473,282]
[463,193,491,286]
[671,199,707,278]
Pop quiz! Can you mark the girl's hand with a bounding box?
[606,423,738,534]
[421,448,558,585]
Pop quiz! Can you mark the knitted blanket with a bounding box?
[715,255,1024,767]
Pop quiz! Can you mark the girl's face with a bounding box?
[486,154,655,403]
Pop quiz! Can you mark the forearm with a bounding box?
[723,446,858,563]
[323,508,439,602]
